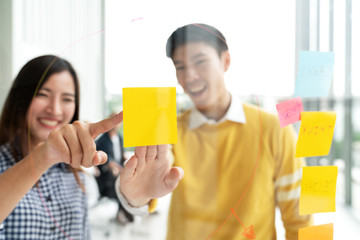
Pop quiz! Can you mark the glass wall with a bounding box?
[104,0,360,234]
[104,0,360,206]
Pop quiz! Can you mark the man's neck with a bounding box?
[200,91,231,121]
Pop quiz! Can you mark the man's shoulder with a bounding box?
[242,103,279,123]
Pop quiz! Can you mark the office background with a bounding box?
[0,0,359,239]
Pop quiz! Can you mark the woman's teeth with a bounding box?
[40,119,58,126]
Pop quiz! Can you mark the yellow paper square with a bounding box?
[299,223,333,240]
[295,112,336,158]
[300,166,338,215]
[123,87,177,147]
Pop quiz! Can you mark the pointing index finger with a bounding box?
[89,111,123,139]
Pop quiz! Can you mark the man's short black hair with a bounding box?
[166,23,228,59]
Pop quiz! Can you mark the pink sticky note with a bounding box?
[276,97,304,127]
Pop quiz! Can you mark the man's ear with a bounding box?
[222,51,231,72]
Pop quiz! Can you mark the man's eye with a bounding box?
[176,66,185,71]
[196,59,206,65]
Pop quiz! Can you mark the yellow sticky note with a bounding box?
[295,111,336,158]
[300,166,338,215]
[299,223,333,240]
[123,87,177,147]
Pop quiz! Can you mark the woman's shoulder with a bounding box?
[0,142,13,158]
[0,143,17,172]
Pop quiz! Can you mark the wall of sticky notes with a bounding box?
[277,50,339,239]
[296,51,347,239]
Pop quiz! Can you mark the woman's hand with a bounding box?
[37,112,123,169]
[119,145,184,207]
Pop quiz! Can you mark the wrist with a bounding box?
[31,143,54,172]
[120,187,151,207]
[128,198,152,208]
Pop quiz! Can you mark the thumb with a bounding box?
[122,155,138,178]
[164,167,184,190]
[93,151,108,166]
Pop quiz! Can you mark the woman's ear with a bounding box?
[222,51,231,72]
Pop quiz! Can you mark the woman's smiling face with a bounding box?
[26,71,76,145]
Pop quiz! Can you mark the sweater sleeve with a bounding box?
[274,126,313,240]
[114,176,157,216]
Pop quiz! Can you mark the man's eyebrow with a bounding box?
[173,60,183,66]
[191,53,206,60]
[174,53,206,65]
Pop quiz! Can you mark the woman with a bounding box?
[0,55,184,240]
[0,55,127,239]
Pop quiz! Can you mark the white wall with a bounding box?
[105,0,295,98]
[1,0,105,122]
[0,0,13,112]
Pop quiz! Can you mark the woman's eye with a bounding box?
[36,92,48,97]
[63,98,75,103]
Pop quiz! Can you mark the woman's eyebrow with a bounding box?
[39,87,51,93]
[62,93,75,98]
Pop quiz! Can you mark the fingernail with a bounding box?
[93,154,101,165]
[97,154,102,164]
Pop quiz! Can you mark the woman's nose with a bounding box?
[46,97,62,115]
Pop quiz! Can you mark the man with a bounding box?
[95,113,135,224]
[166,23,313,240]
[119,23,312,240]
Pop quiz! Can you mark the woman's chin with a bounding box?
[30,133,49,145]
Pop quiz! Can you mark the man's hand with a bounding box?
[119,145,184,207]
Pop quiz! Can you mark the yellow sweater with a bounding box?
[167,104,312,240]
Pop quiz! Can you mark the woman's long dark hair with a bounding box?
[0,55,80,144]
[0,55,84,190]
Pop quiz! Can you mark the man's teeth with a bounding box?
[40,119,58,126]
[189,85,205,94]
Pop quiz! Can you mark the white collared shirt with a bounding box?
[111,134,121,163]
[188,93,247,129]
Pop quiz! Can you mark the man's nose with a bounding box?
[184,68,200,83]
